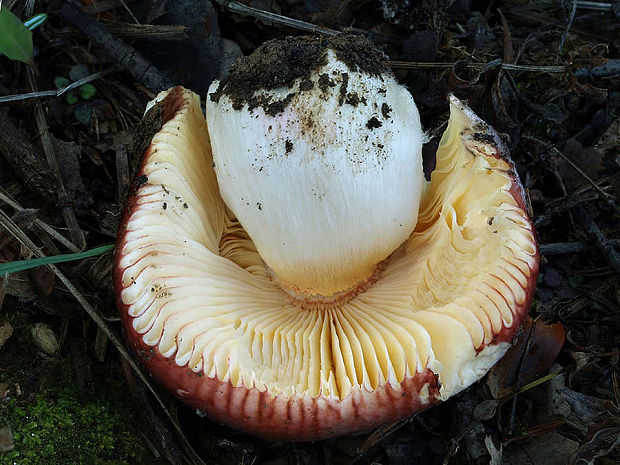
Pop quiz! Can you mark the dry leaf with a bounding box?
[487,317,566,398]
[0,322,13,351]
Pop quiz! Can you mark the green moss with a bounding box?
[0,335,163,465]
[0,385,160,465]
[0,310,162,464]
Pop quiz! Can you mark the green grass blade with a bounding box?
[0,244,115,275]
[23,13,48,31]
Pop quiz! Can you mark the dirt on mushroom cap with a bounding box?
[208,33,389,116]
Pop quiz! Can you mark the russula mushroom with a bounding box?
[114,35,539,440]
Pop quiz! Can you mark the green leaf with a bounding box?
[0,244,115,275]
[0,6,34,66]
[54,76,69,89]
[65,91,78,104]
[79,83,96,100]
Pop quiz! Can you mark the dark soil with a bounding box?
[209,34,388,116]
[210,33,388,115]
[0,1,619,465]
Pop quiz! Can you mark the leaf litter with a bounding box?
[0,1,619,464]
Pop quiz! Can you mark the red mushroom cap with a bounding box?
[114,77,538,439]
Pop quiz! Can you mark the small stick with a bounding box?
[574,206,620,273]
[0,187,80,253]
[500,368,568,401]
[535,190,599,227]
[575,1,613,10]
[523,135,620,269]
[0,273,7,311]
[99,21,188,41]
[561,276,617,319]
[27,68,86,250]
[559,0,578,54]
[520,136,570,197]
[116,0,140,24]
[550,145,620,215]
[0,208,36,250]
[497,9,514,64]
[0,110,60,201]
[0,65,120,105]
[60,2,172,93]
[356,416,416,459]
[388,61,568,73]
[115,143,130,201]
[540,240,620,255]
[80,0,121,14]
[511,9,610,42]
[215,0,340,36]
[441,420,481,465]
[573,59,620,78]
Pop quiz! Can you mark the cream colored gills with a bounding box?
[206,50,425,297]
[120,88,536,402]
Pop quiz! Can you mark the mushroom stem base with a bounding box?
[275,246,403,309]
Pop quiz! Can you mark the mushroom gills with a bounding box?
[118,89,537,404]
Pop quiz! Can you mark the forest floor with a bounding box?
[0,1,618,464]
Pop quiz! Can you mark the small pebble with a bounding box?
[31,323,59,356]
[0,426,14,452]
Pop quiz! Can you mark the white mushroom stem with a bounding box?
[206,50,425,297]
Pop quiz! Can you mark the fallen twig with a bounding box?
[116,0,140,24]
[508,321,536,434]
[214,0,340,36]
[523,135,619,245]
[0,66,120,105]
[27,68,86,250]
[559,0,578,54]
[355,416,416,461]
[388,60,568,72]
[441,420,481,465]
[0,187,80,253]
[0,209,36,251]
[59,2,172,93]
[489,366,572,446]
[548,143,620,215]
[560,276,617,319]
[535,190,599,227]
[0,273,7,311]
[99,21,188,41]
[573,59,620,78]
[524,135,620,271]
[540,240,620,255]
[573,206,620,273]
[511,8,615,42]
[0,111,61,202]
[79,0,121,14]
[115,144,130,201]
[574,1,614,11]
[497,9,514,64]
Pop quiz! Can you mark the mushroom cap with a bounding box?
[114,81,538,439]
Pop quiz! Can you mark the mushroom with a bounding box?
[114,35,539,440]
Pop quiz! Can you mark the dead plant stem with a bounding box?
[27,69,86,250]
